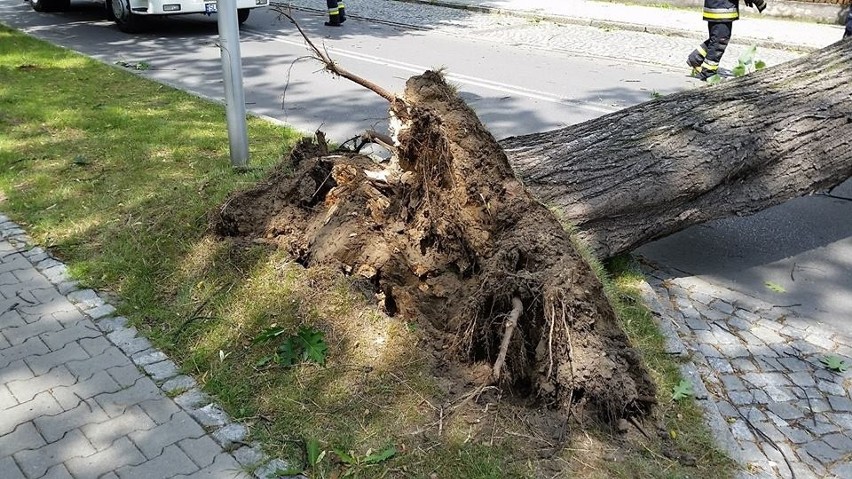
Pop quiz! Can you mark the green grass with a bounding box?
[1,25,735,478]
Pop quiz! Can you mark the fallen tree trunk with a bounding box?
[502,39,852,258]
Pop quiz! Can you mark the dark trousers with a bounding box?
[687,21,732,77]
[845,8,851,38]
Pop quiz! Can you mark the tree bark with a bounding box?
[501,39,852,259]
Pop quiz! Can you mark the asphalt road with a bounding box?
[2,0,849,338]
[0,0,697,142]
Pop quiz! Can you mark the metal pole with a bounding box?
[216,0,249,168]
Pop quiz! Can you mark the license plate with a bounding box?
[204,2,217,13]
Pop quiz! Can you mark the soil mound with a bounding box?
[211,71,655,424]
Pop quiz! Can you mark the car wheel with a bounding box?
[237,8,249,24]
[111,0,146,33]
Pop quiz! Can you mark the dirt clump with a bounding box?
[211,71,656,425]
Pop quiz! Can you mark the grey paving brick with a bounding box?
[34,398,110,443]
[115,444,198,479]
[254,458,291,479]
[130,410,205,459]
[29,287,66,306]
[81,404,157,450]
[0,391,63,435]
[211,423,248,449]
[40,464,73,479]
[24,341,90,375]
[0,330,10,350]
[720,374,746,390]
[131,349,167,367]
[0,456,25,479]
[67,347,132,381]
[767,402,805,421]
[2,315,64,346]
[189,404,229,428]
[830,463,852,479]
[827,395,852,412]
[805,333,837,351]
[750,326,786,345]
[86,304,117,320]
[65,436,146,478]
[107,328,152,356]
[817,380,847,396]
[66,289,104,310]
[78,336,113,356]
[95,316,129,333]
[162,375,197,395]
[40,323,101,351]
[0,307,26,329]
[788,371,817,388]
[731,358,759,373]
[0,254,32,274]
[51,308,87,327]
[178,436,222,468]
[233,445,265,467]
[174,389,212,410]
[821,432,852,451]
[41,265,70,285]
[106,363,144,388]
[144,360,179,382]
[6,365,76,404]
[826,412,852,429]
[50,370,123,410]
[137,396,182,425]
[803,416,842,435]
[0,384,17,410]
[0,421,46,457]
[804,439,845,464]
[173,452,252,479]
[94,376,161,418]
[13,429,97,479]
[2,358,35,383]
[764,385,796,402]
[56,281,79,295]
[728,390,754,406]
[0,271,20,287]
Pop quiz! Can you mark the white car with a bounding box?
[29,0,268,33]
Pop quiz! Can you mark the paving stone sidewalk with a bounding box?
[642,265,852,479]
[0,216,292,479]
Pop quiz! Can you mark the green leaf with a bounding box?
[276,339,300,367]
[252,326,287,344]
[363,446,397,465]
[306,438,322,466]
[764,281,786,293]
[820,356,849,373]
[671,379,694,401]
[333,447,357,465]
[738,45,757,66]
[706,74,723,85]
[732,64,747,77]
[254,355,275,368]
[135,61,151,71]
[296,326,328,365]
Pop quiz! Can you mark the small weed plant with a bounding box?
[707,45,766,84]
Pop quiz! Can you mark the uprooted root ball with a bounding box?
[211,71,656,424]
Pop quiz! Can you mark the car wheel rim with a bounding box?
[112,0,128,21]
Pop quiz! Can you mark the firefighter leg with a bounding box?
[338,1,346,23]
[844,7,851,38]
[697,21,732,80]
[325,0,341,26]
[687,40,708,76]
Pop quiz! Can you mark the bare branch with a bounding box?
[492,296,523,382]
[271,6,399,103]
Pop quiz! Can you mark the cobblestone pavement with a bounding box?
[0,216,293,479]
[279,0,803,73]
[643,266,852,479]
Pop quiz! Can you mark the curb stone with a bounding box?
[0,215,294,479]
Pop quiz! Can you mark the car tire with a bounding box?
[110,0,146,33]
[30,0,70,13]
[237,8,249,24]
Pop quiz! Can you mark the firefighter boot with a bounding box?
[324,14,341,26]
[338,2,346,23]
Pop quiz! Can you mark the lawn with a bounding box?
[0,24,734,478]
